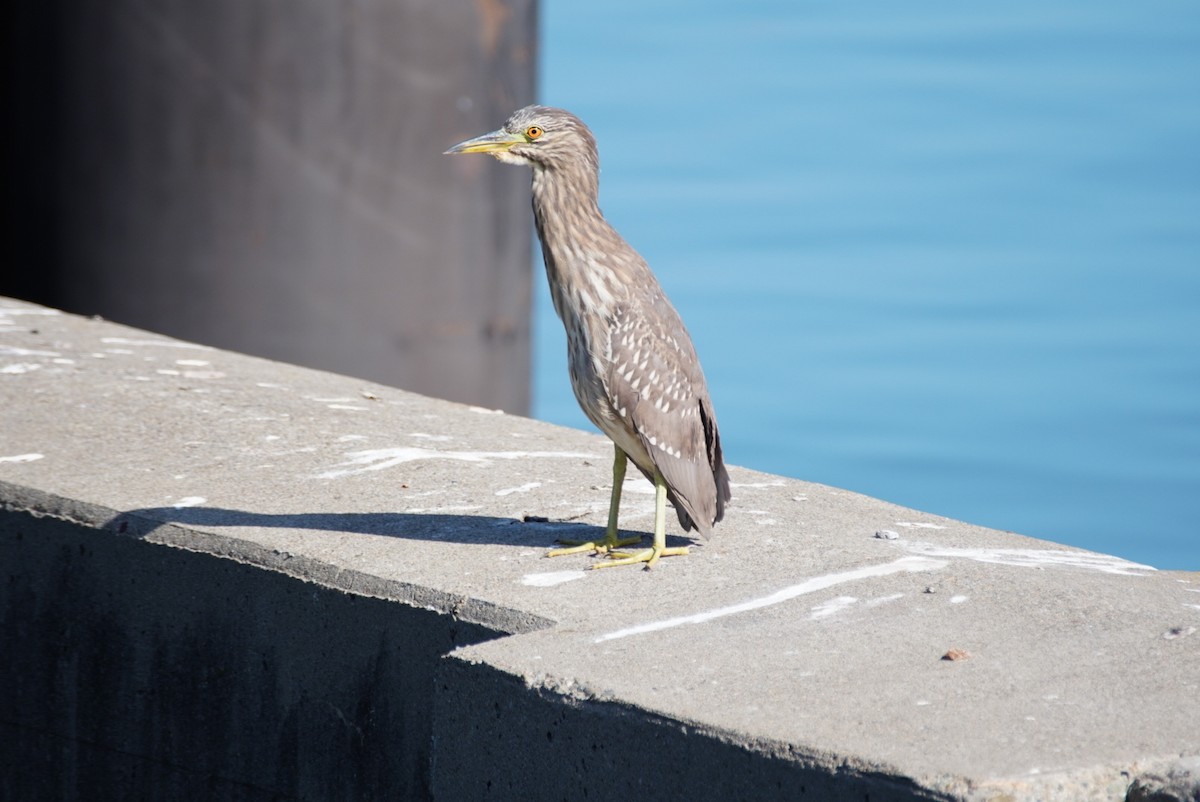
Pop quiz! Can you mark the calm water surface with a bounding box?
[532,2,1200,569]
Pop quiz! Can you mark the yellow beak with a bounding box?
[443,129,524,155]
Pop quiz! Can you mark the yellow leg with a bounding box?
[594,467,689,569]
[545,446,642,558]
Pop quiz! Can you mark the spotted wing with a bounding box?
[604,296,730,535]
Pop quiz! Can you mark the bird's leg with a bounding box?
[545,446,642,558]
[596,468,689,569]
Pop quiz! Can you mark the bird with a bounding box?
[445,105,730,569]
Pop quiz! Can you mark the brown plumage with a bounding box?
[446,105,730,567]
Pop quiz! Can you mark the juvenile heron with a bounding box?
[446,105,730,568]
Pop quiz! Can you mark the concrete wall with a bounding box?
[1,298,1197,802]
[1,508,501,801]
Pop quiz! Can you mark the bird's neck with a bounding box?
[529,162,628,333]
[530,162,602,233]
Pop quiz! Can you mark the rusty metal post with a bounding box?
[4,0,537,413]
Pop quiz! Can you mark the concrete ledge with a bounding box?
[2,297,1198,801]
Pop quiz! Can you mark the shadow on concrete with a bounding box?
[103,507,696,550]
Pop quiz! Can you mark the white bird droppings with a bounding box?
[811,596,857,619]
[900,542,1155,576]
[101,337,212,351]
[595,556,947,642]
[317,447,597,479]
[1,363,42,374]
[496,481,542,496]
[0,346,61,357]
[468,406,505,415]
[0,453,44,464]
[521,570,587,587]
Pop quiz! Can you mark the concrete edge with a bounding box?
[0,478,555,637]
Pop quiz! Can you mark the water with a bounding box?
[532,2,1200,570]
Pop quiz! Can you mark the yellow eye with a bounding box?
[525,125,544,140]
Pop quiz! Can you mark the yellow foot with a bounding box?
[545,534,642,558]
[593,546,689,570]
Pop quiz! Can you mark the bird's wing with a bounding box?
[604,298,727,534]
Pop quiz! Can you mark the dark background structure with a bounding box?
[3,0,537,413]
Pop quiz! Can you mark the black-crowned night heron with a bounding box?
[446,105,730,569]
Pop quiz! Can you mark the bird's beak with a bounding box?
[443,128,524,156]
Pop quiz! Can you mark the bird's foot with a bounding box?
[594,545,689,570]
[545,534,642,558]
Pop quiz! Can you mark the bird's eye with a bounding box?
[525,125,544,140]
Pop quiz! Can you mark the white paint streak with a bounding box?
[0,346,60,357]
[409,433,452,442]
[496,481,542,497]
[327,404,369,411]
[900,542,1156,575]
[318,447,596,479]
[895,522,947,530]
[0,453,44,464]
[1,363,41,374]
[811,596,857,619]
[101,337,212,350]
[521,570,587,587]
[175,359,211,366]
[468,406,504,415]
[595,556,948,643]
[950,595,968,604]
[0,307,61,319]
[402,504,481,514]
[172,496,207,508]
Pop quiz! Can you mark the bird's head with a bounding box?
[444,105,597,174]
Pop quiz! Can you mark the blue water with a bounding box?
[532,2,1200,570]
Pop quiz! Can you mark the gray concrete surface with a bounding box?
[2,297,1198,801]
